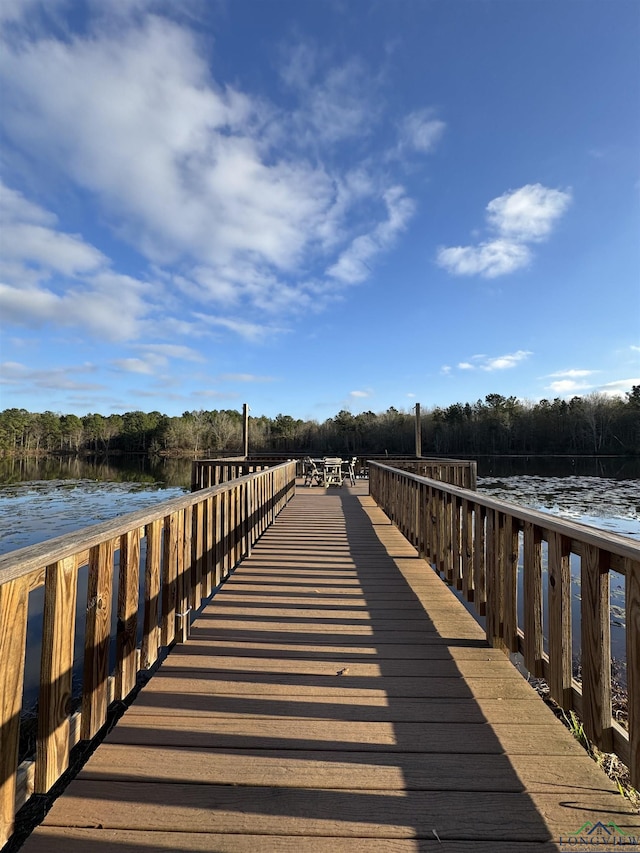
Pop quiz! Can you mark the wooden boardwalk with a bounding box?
[21,484,640,852]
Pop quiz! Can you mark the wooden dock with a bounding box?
[18,483,640,851]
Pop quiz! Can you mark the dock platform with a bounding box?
[20,483,640,851]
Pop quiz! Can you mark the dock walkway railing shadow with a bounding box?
[12,480,640,851]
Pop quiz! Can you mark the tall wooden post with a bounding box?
[242,404,249,459]
[415,403,422,458]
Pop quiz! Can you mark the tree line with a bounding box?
[1,388,638,458]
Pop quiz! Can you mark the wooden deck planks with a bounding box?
[21,483,640,851]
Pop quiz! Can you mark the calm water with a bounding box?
[0,455,638,703]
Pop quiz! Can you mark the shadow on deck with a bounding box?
[19,483,640,852]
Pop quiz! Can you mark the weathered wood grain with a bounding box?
[37,781,639,839]
[580,544,612,751]
[547,531,572,709]
[82,540,115,739]
[523,522,543,677]
[115,528,140,700]
[141,519,161,669]
[36,557,78,793]
[0,576,29,847]
[627,557,640,788]
[21,826,563,853]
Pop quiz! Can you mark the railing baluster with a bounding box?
[548,531,572,709]
[191,503,203,613]
[626,557,640,788]
[161,512,178,648]
[204,496,214,597]
[452,496,462,589]
[485,510,496,645]
[523,522,544,677]
[461,498,474,602]
[175,506,191,644]
[142,520,162,669]
[503,515,519,653]
[581,545,613,752]
[36,557,78,793]
[115,528,140,700]
[82,540,114,739]
[473,505,486,616]
[0,576,29,847]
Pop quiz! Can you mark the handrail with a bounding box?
[369,461,639,788]
[191,459,276,490]
[0,461,296,847]
[380,458,478,490]
[192,455,477,484]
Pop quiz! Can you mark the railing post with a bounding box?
[82,540,115,739]
[581,545,613,752]
[548,531,572,709]
[142,520,162,668]
[523,522,543,677]
[36,557,78,793]
[0,576,29,847]
[626,558,640,788]
[116,529,141,700]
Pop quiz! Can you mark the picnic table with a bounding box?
[303,457,356,487]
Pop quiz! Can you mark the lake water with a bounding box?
[0,455,638,704]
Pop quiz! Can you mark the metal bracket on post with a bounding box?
[176,608,192,643]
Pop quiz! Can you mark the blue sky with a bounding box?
[0,0,638,422]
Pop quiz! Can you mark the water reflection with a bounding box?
[476,455,640,480]
[0,454,193,488]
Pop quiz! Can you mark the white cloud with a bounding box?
[437,240,531,278]
[437,183,571,278]
[0,180,107,278]
[0,360,103,391]
[2,223,106,276]
[136,344,205,362]
[398,109,446,154]
[327,186,415,283]
[455,351,532,371]
[0,180,155,341]
[483,350,532,371]
[547,368,598,378]
[0,17,421,329]
[0,272,154,342]
[596,377,640,398]
[281,46,376,145]
[218,373,275,383]
[349,390,372,399]
[485,184,572,242]
[0,18,332,273]
[112,358,159,375]
[546,379,592,394]
[196,314,286,343]
[113,344,206,375]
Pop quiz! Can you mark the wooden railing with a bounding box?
[369,461,640,787]
[378,457,477,489]
[192,455,476,485]
[191,459,275,490]
[0,461,296,847]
